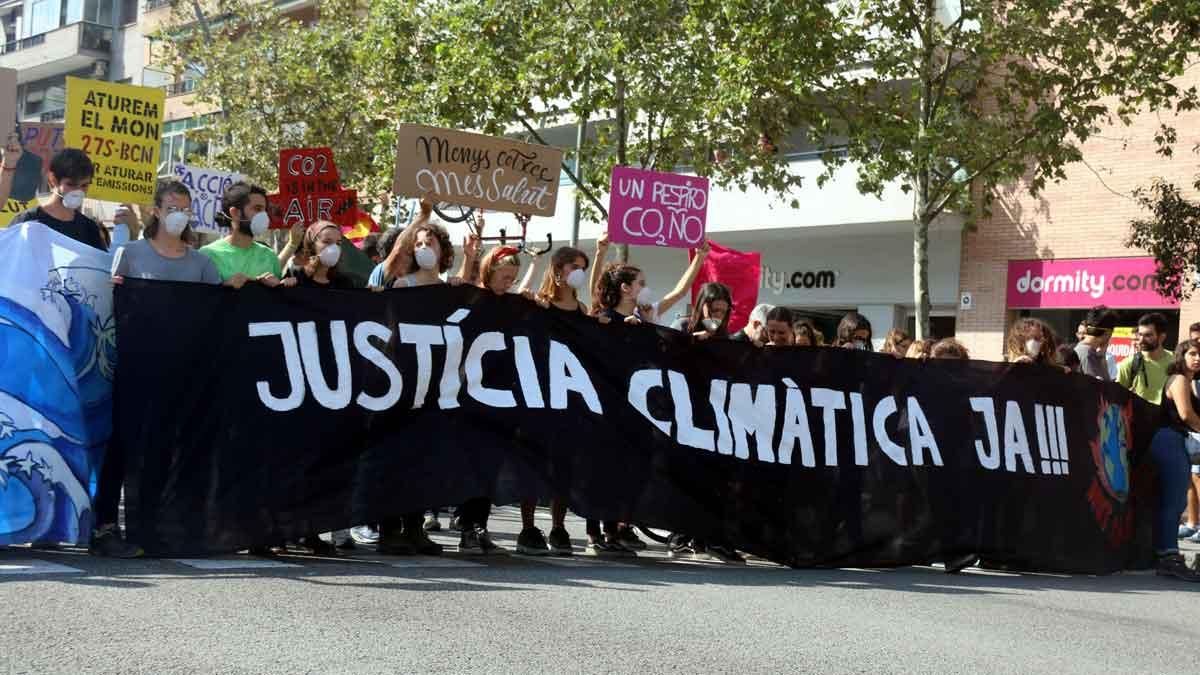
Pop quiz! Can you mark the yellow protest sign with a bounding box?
[0,197,39,228]
[65,77,164,204]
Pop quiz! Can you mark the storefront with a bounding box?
[625,224,963,346]
[1005,256,1180,356]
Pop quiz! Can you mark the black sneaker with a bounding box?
[1156,553,1200,582]
[459,528,484,554]
[448,515,461,532]
[615,526,646,551]
[547,527,573,556]
[943,554,979,574]
[298,535,338,556]
[406,530,444,556]
[707,544,747,565]
[605,535,639,557]
[477,529,501,553]
[667,540,698,560]
[247,546,277,557]
[423,514,442,532]
[88,526,143,559]
[586,539,632,557]
[517,527,551,556]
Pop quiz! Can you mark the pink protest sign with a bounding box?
[1006,257,1178,309]
[608,166,708,249]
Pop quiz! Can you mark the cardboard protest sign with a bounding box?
[174,164,243,233]
[608,166,708,249]
[64,77,165,203]
[1,68,16,141]
[392,124,562,217]
[9,122,66,202]
[270,147,356,230]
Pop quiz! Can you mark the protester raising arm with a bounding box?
[602,240,710,325]
[0,136,20,206]
[381,196,435,283]
[277,222,304,272]
[589,232,611,313]
[652,240,711,321]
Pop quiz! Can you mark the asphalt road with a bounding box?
[1,508,1197,675]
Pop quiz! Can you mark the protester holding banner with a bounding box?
[201,182,291,289]
[510,245,601,556]
[731,303,773,345]
[834,312,873,351]
[764,307,796,346]
[794,320,819,348]
[586,241,711,555]
[111,181,220,286]
[1148,340,1200,580]
[452,242,535,555]
[283,221,355,290]
[882,330,913,358]
[672,282,733,339]
[1004,318,1061,366]
[931,339,970,360]
[10,149,107,251]
[905,338,937,360]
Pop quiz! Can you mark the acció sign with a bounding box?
[1006,257,1178,309]
[607,166,708,249]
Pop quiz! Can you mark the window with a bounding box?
[29,0,59,35]
[119,0,136,24]
[82,0,114,25]
[158,116,211,176]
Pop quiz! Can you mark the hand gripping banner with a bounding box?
[114,281,1158,571]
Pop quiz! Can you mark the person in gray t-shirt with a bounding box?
[112,239,220,284]
[1074,305,1118,381]
[109,181,220,286]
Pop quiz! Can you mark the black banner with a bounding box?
[114,280,1158,572]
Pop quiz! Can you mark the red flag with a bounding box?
[690,241,761,334]
[343,208,380,244]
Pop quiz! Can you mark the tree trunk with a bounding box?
[912,204,933,341]
[615,71,630,264]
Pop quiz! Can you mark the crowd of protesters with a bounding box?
[3,147,1198,581]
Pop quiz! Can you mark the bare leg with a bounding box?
[1187,476,1200,527]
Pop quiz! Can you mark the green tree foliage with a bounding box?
[157,0,399,202]
[1127,164,1200,302]
[757,0,1199,337]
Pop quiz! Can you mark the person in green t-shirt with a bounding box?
[199,182,292,288]
[1117,312,1174,405]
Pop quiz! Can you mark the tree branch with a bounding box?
[518,117,609,220]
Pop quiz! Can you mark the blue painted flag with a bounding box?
[0,222,113,545]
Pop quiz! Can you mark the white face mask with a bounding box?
[565,268,586,290]
[163,211,190,236]
[1025,339,1042,358]
[636,286,654,306]
[414,246,438,270]
[60,189,86,211]
[249,211,271,236]
[318,244,342,267]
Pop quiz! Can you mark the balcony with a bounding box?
[0,22,113,84]
[163,79,197,97]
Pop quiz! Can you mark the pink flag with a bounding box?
[690,241,761,334]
